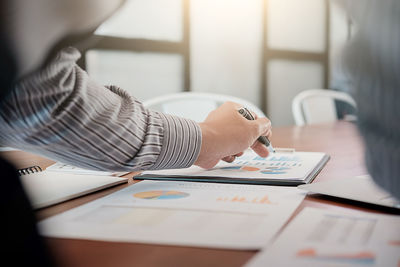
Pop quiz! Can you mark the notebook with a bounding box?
[46,162,129,177]
[135,149,330,186]
[298,175,400,209]
[18,166,128,209]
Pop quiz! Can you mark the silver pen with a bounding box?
[238,107,275,153]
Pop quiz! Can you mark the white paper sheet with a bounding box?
[39,180,306,249]
[299,175,400,209]
[245,207,400,267]
[20,171,128,209]
[46,162,128,177]
[140,150,327,181]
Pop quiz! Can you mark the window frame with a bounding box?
[79,0,333,115]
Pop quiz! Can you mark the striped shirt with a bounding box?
[0,47,202,172]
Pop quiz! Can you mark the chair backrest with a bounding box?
[292,89,357,126]
[142,92,265,122]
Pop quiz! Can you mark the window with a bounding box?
[82,0,350,126]
[82,0,189,102]
[264,0,329,125]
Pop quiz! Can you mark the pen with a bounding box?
[238,107,275,153]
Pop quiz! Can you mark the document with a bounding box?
[245,207,400,267]
[136,150,329,186]
[20,171,128,209]
[39,180,306,249]
[46,162,129,177]
[299,175,400,209]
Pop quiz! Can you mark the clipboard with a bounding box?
[135,149,330,186]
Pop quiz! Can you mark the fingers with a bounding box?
[222,155,236,163]
[222,151,245,163]
[254,119,272,158]
[197,102,273,169]
[253,117,271,137]
[235,151,244,157]
[251,141,270,158]
[266,129,272,139]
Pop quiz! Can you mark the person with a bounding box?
[0,3,54,266]
[0,0,271,176]
[343,0,400,199]
[0,0,271,265]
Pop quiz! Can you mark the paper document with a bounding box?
[136,150,329,186]
[21,171,128,209]
[245,207,400,267]
[39,180,306,249]
[299,175,400,209]
[46,162,129,177]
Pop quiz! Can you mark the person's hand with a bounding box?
[195,101,272,169]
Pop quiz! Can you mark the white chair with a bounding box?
[142,92,265,122]
[292,89,357,126]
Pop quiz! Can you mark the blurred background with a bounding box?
[80,0,353,126]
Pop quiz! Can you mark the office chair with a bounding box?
[292,89,357,126]
[142,92,265,122]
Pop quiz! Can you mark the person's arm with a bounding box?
[0,47,271,172]
[0,47,201,172]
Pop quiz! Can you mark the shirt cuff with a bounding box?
[151,112,202,170]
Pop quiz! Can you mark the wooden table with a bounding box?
[2,122,397,267]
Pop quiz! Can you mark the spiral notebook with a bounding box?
[18,165,128,209]
[45,162,129,177]
[136,150,330,186]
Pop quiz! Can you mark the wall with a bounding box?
[85,0,350,126]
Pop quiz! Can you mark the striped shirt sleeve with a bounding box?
[0,47,202,172]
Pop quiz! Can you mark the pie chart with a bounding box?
[220,166,260,171]
[133,190,190,200]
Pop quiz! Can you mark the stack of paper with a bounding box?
[21,171,128,209]
[46,162,129,177]
[298,175,400,209]
[136,150,329,186]
[245,207,400,267]
[39,180,307,249]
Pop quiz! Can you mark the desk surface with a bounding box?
[2,121,395,267]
